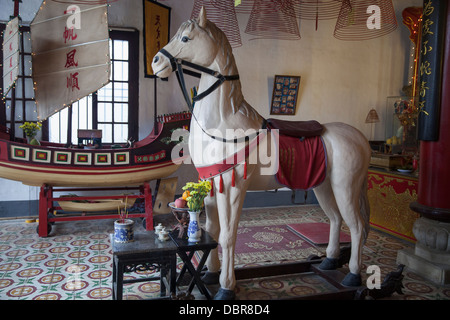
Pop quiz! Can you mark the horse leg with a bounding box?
[313,178,342,270]
[213,167,250,300]
[202,194,221,285]
[331,179,366,286]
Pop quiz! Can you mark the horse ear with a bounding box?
[198,6,207,28]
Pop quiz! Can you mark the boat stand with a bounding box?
[37,182,154,237]
[232,247,405,300]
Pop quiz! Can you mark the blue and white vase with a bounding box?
[187,211,201,242]
[114,219,134,243]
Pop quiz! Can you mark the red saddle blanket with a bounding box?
[276,134,327,190]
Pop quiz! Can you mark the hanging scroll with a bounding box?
[143,0,171,78]
[2,17,20,97]
[417,0,448,141]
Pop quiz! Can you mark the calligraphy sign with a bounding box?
[417,0,448,141]
[143,0,171,78]
[2,17,20,97]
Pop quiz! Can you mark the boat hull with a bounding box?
[0,113,191,187]
[0,159,181,187]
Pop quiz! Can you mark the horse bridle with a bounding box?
[158,48,240,112]
[157,48,266,144]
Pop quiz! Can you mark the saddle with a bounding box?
[266,119,323,137]
[266,118,327,190]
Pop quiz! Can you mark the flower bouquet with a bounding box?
[181,180,211,242]
[19,122,42,145]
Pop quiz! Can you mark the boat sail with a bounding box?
[31,1,110,120]
[2,17,20,97]
[0,1,190,188]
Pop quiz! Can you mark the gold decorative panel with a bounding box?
[368,169,419,242]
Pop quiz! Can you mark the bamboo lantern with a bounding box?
[334,0,397,41]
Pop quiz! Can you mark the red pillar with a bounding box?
[411,2,450,222]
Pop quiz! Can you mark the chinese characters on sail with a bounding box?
[63,15,80,92]
[63,26,78,43]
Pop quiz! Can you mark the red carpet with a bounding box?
[220,225,322,265]
[287,223,351,245]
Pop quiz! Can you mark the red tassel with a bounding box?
[219,174,223,193]
[210,178,214,197]
[243,161,247,180]
[231,168,236,187]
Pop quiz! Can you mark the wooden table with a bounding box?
[110,232,178,300]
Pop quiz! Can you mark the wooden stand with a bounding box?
[233,247,405,300]
[235,258,359,300]
[37,182,154,237]
[170,229,218,300]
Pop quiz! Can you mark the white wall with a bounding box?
[148,0,421,140]
[0,0,422,203]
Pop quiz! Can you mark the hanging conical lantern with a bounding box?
[212,0,255,14]
[245,0,301,40]
[334,0,397,41]
[285,0,349,31]
[191,0,242,47]
[50,0,119,4]
[289,0,345,20]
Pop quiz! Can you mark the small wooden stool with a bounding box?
[111,232,178,300]
[169,229,218,300]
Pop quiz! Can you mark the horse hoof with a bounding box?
[341,272,362,287]
[318,257,339,270]
[214,288,236,300]
[201,271,220,285]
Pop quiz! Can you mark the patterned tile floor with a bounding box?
[0,205,449,300]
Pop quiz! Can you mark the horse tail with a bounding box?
[359,174,371,244]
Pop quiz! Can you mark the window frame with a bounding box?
[0,25,35,140]
[95,30,139,144]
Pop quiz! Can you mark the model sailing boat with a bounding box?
[0,1,190,188]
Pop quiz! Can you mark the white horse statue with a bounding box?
[152,8,371,300]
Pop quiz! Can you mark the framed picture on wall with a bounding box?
[270,75,301,115]
[143,0,171,78]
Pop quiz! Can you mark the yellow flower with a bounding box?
[19,121,42,137]
[182,180,211,211]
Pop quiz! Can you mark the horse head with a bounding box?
[152,7,225,79]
